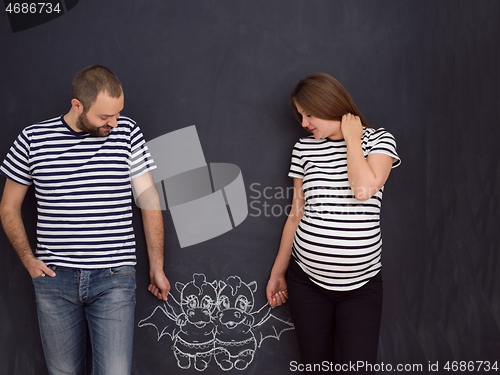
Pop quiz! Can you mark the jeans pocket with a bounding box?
[32,265,58,280]
[109,265,136,276]
[108,266,137,292]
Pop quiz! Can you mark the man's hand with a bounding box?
[148,270,171,301]
[25,258,56,278]
[0,179,57,278]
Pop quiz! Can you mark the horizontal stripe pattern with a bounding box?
[0,116,156,268]
[288,127,400,291]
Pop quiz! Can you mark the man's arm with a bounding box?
[0,178,55,278]
[132,171,170,300]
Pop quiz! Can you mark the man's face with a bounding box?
[76,91,124,137]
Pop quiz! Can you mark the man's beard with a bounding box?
[76,112,112,137]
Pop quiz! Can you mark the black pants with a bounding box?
[287,259,383,374]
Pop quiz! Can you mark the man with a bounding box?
[0,65,170,375]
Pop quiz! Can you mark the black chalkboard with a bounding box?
[1,1,499,374]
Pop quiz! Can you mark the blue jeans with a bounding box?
[32,265,136,375]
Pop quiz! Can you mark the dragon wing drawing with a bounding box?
[251,304,295,347]
[137,295,183,341]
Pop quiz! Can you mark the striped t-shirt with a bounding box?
[289,127,401,291]
[0,116,156,269]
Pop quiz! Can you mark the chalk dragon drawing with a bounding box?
[138,273,294,371]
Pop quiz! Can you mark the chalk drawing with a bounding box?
[138,273,294,371]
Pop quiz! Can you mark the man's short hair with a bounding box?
[72,65,123,110]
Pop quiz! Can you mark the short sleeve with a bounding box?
[365,128,401,168]
[288,142,304,179]
[130,123,157,179]
[0,129,33,186]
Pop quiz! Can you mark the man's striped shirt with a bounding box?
[289,127,400,291]
[0,116,156,268]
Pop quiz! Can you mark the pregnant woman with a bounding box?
[266,72,400,374]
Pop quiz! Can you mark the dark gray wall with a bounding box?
[0,1,498,374]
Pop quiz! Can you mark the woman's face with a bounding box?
[295,103,343,140]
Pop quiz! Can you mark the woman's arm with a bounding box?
[266,177,305,307]
[341,113,395,201]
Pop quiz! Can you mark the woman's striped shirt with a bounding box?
[289,127,401,291]
[0,116,156,269]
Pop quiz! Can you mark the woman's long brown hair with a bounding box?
[290,72,370,128]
